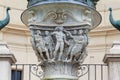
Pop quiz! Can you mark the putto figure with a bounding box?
[65,30,87,62]
[51,26,69,61]
[34,30,50,61]
[43,31,54,59]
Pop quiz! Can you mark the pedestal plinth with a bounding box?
[103,41,120,80]
[104,54,120,80]
[0,54,16,80]
[0,42,16,80]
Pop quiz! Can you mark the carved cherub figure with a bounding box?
[44,31,54,59]
[65,30,86,62]
[34,30,50,61]
[51,26,69,61]
[30,29,42,62]
[77,29,89,63]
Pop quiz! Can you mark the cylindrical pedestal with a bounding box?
[21,1,101,80]
[41,62,79,80]
[0,54,16,80]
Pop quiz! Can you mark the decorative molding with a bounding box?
[0,54,17,64]
[42,9,79,24]
[103,54,120,64]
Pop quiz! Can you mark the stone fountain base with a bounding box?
[21,0,101,80]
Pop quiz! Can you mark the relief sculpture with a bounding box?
[23,0,101,79]
[43,31,54,60]
[65,29,88,62]
[31,26,89,63]
[51,26,69,61]
[30,26,88,78]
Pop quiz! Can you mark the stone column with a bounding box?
[0,42,16,80]
[103,41,120,80]
[21,0,101,80]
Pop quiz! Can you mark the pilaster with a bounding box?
[103,41,120,80]
[0,42,16,80]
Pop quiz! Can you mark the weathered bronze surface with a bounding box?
[0,7,10,30]
[109,8,120,31]
[27,0,99,9]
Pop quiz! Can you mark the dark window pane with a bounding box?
[11,70,22,80]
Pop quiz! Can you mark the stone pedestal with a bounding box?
[21,0,101,80]
[103,41,120,80]
[41,62,79,80]
[0,42,16,80]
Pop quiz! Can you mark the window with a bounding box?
[11,70,22,80]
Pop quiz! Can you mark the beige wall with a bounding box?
[0,0,120,64]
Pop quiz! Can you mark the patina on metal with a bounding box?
[21,0,101,80]
[0,7,10,30]
[27,0,99,9]
[21,0,101,29]
[109,7,120,31]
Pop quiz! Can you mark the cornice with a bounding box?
[103,54,120,64]
[7,23,29,31]
[90,25,120,36]
[2,24,30,36]
[0,23,119,37]
[0,54,17,64]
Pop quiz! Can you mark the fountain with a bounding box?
[21,0,101,80]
